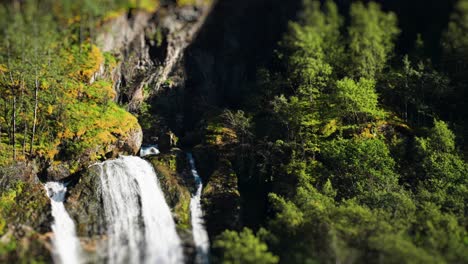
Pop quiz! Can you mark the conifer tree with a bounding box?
[348,2,399,79]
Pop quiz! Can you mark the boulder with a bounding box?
[192,146,241,239]
[101,123,144,160]
[45,163,72,182]
[120,126,143,155]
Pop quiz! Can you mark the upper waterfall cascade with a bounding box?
[44,182,82,264]
[187,153,210,264]
[96,155,184,264]
[140,145,160,157]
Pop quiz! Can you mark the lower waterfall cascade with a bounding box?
[96,155,184,264]
[187,153,210,264]
[44,182,83,264]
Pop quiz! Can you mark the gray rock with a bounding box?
[46,163,72,181]
[177,6,202,22]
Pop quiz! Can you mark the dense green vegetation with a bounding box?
[0,0,153,166]
[207,0,468,263]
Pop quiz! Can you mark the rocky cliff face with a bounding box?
[96,4,212,112]
[0,2,213,262]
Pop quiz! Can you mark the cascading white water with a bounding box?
[140,145,160,157]
[97,155,184,264]
[187,153,210,264]
[44,182,82,264]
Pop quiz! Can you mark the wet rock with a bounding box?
[64,166,107,262]
[193,146,241,239]
[178,229,196,264]
[146,150,192,230]
[65,166,105,238]
[0,180,52,234]
[201,158,241,239]
[45,163,71,182]
[146,150,198,263]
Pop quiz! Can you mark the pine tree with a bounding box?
[348,2,400,79]
[442,0,468,62]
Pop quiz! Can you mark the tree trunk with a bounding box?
[22,122,27,156]
[30,76,39,155]
[12,94,16,160]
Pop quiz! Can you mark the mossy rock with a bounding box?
[0,181,51,235]
[202,159,240,239]
[191,142,241,239]
[0,172,53,263]
[205,123,238,147]
[146,150,192,230]
[0,225,52,264]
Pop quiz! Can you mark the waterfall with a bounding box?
[140,145,160,157]
[96,155,184,264]
[187,153,210,264]
[44,182,82,264]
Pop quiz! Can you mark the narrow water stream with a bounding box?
[44,182,82,264]
[187,153,210,264]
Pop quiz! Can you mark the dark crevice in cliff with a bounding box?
[181,0,302,133]
[172,0,303,234]
[141,0,302,143]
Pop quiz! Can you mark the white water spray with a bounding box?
[97,156,184,264]
[44,182,82,264]
[140,145,160,157]
[187,153,210,264]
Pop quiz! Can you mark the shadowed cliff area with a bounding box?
[348,0,456,61]
[182,0,302,131]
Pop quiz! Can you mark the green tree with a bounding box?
[280,21,332,93]
[414,120,468,216]
[213,228,279,264]
[442,0,468,62]
[221,109,252,144]
[267,187,333,264]
[299,0,344,75]
[382,54,450,126]
[332,77,382,122]
[413,202,468,263]
[348,2,400,79]
[273,3,336,148]
[319,138,399,201]
[0,0,62,161]
[440,0,468,145]
[272,95,320,150]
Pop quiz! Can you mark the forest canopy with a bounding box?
[208,0,468,263]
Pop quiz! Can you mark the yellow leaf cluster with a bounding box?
[129,0,159,12]
[68,45,104,83]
